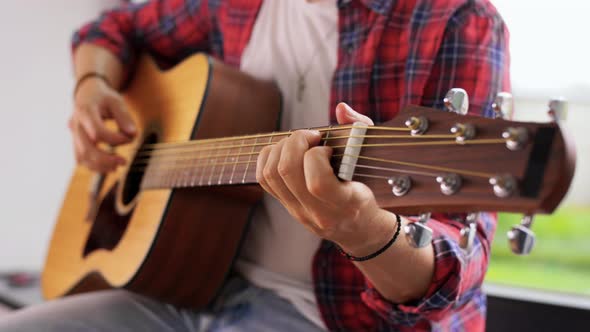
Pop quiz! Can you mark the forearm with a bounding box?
[72,0,212,87]
[74,43,125,90]
[337,209,435,303]
[348,0,509,306]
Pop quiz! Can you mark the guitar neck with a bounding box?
[131,104,575,215]
[139,125,354,190]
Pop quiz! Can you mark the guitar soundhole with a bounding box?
[122,132,158,205]
[82,133,158,257]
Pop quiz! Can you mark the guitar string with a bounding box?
[132,145,496,190]
[343,163,440,177]
[347,154,493,178]
[128,126,500,158]
[138,159,420,188]
[146,162,440,187]
[124,124,508,187]
[128,138,507,168]
[133,132,460,159]
[141,131,457,153]
[139,125,411,151]
[138,158,480,190]
[134,153,493,180]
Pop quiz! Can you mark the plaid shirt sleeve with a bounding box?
[360,3,509,326]
[72,0,211,77]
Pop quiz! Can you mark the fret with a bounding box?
[323,125,332,146]
[157,159,164,188]
[218,140,232,185]
[196,143,209,186]
[242,136,261,184]
[164,168,174,188]
[141,163,151,189]
[174,159,180,187]
[142,126,353,189]
[174,156,182,188]
[164,155,173,188]
[229,139,245,184]
[170,159,179,188]
[154,157,162,189]
[181,152,189,187]
[182,169,190,187]
[207,142,222,186]
[153,156,161,189]
[198,142,212,186]
[190,146,200,186]
[185,150,194,187]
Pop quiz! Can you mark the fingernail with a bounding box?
[127,124,136,134]
[343,103,358,118]
[310,130,321,136]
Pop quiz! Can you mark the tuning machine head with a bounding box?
[489,174,516,198]
[388,175,412,196]
[458,212,478,252]
[404,212,433,248]
[444,88,469,115]
[548,97,568,122]
[507,214,535,255]
[436,173,462,195]
[405,116,429,135]
[502,127,529,151]
[492,92,513,119]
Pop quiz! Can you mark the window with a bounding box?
[486,0,590,296]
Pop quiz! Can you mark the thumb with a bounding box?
[106,94,137,137]
[335,102,374,126]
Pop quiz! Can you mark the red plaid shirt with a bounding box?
[74,0,510,330]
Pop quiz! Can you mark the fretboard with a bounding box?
[138,126,353,190]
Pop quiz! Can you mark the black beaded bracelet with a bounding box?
[336,213,402,262]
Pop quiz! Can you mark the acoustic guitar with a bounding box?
[42,53,576,309]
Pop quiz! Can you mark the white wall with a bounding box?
[0,1,119,270]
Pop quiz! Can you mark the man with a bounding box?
[0,0,509,330]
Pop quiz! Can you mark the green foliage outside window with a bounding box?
[487,206,590,295]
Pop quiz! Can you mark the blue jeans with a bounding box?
[0,278,325,331]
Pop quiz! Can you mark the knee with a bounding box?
[0,290,139,331]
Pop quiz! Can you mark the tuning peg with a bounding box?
[507,214,536,255]
[458,212,478,252]
[548,97,568,122]
[405,116,429,135]
[492,92,513,119]
[404,213,433,248]
[436,173,462,195]
[387,175,412,196]
[444,88,469,115]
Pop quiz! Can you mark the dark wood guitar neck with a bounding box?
[139,127,353,189]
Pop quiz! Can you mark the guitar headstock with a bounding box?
[352,101,575,217]
[330,90,576,255]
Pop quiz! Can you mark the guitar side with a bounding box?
[41,54,282,308]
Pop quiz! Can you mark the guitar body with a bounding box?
[42,54,282,308]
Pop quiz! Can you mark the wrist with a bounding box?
[74,72,112,98]
[335,209,400,257]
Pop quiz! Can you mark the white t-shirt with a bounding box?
[236,0,338,330]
